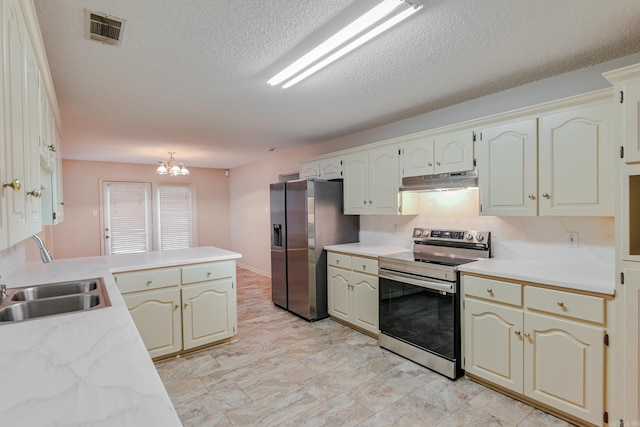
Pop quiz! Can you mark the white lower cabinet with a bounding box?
[115,261,237,359]
[327,251,379,335]
[463,274,606,426]
[124,288,182,359]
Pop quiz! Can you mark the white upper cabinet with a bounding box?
[3,0,31,245]
[604,64,640,164]
[434,130,475,174]
[318,157,342,179]
[400,130,474,178]
[477,118,538,216]
[343,146,417,215]
[538,101,613,216]
[299,161,319,179]
[478,98,613,217]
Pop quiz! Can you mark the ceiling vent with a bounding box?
[85,10,126,47]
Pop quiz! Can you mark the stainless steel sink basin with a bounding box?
[0,294,101,322]
[0,278,110,323]
[10,280,98,301]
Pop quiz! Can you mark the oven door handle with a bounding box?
[378,270,454,293]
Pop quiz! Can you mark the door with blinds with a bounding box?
[103,182,153,255]
[102,181,195,255]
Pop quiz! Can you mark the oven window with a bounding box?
[379,277,458,360]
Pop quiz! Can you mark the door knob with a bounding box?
[27,189,42,198]
[3,179,21,191]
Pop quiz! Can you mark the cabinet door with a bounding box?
[319,157,342,179]
[539,102,613,216]
[620,78,640,164]
[3,0,30,245]
[524,312,604,426]
[25,43,41,234]
[343,152,369,214]
[351,271,379,334]
[434,130,474,174]
[622,267,640,422]
[400,137,434,178]
[327,266,350,322]
[299,161,319,179]
[124,288,182,359]
[368,146,400,214]
[182,279,237,350]
[464,298,524,393]
[478,119,537,216]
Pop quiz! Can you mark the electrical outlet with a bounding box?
[567,232,579,248]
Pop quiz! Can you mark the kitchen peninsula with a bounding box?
[0,246,240,427]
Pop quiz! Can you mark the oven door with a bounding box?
[378,269,462,378]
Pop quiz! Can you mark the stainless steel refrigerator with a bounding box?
[270,179,359,321]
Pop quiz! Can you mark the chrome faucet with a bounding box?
[31,234,53,263]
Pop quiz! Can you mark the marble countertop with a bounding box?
[325,243,615,295]
[458,258,615,295]
[0,246,241,426]
[324,242,409,258]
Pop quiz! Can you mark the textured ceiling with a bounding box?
[34,0,640,169]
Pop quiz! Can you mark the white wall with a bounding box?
[229,52,640,276]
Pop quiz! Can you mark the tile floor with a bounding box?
[156,268,575,427]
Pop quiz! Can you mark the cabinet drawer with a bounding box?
[182,261,235,285]
[352,256,377,275]
[328,252,352,269]
[115,267,181,294]
[464,275,522,307]
[525,286,605,324]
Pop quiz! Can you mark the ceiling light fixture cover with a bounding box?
[268,0,422,89]
[156,152,190,176]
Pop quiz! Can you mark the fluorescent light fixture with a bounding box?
[268,0,422,89]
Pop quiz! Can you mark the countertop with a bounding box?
[0,246,241,427]
[325,243,615,295]
[324,242,409,258]
[459,258,615,295]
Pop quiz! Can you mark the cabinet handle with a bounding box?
[524,333,531,339]
[3,179,21,191]
[528,194,536,200]
[427,162,433,167]
[336,259,340,264]
[362,264,366,270]
[486,288,493,294]
[183,303,189,309]
[543,193,550,199]
[368,200,372,204]
[557,301,564,307]
[27,189,42,198]
[207,272,212,277]
[436,161,441,166]
[145,280,152,286]
[173,304,179,310]
[514,330,521,336]
[47,144,56,152]
[363,200,367,205]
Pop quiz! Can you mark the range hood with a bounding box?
[400,170,479,192]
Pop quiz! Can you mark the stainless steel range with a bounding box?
[378,228,491,379]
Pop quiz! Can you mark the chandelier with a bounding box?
[156,152,190,176]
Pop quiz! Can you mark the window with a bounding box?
[102,181,195,255]
[156,184,194,250]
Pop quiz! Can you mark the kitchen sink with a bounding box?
[0,278,110,323]
[10,280,98,301]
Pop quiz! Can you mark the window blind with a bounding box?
[157,185,194,250]
[107,182,151,254]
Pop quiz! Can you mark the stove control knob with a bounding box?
[414,229,422,237]
[476,233,485,242]
[465,233,474,241]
